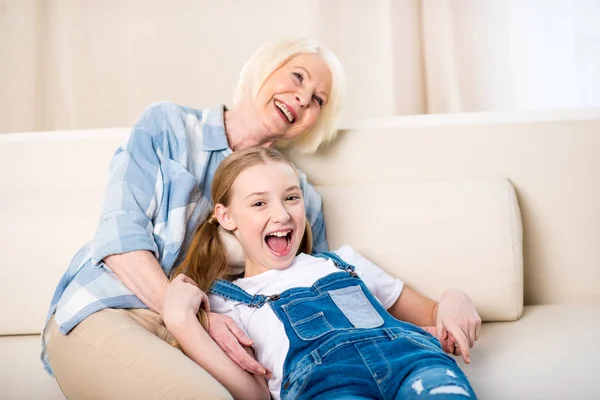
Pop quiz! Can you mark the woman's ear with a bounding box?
[215,203,236,231]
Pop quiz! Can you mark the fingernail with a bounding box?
[258,368,266,375]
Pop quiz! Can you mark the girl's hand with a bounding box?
[162,274,210,327]
[435,289,482,364]
[422,326,459,354]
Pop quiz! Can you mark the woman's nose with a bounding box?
[294,91,309,108]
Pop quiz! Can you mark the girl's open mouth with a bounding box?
[265,229,293,256]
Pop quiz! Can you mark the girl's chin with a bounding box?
[265,247,298,265]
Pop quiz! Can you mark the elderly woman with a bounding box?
[42,38,481,400]
[42,38,344,399]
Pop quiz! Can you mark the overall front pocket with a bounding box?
[327,285,384,329]
[283,293,336,340]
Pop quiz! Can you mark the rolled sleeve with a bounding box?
[92,104,167,264]
[309,209,328,253]
[297,168,329,253]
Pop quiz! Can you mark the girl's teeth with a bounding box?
[269,231,289,237]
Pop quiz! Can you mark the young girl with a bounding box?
[162,148,479,400]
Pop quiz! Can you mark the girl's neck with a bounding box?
[242,258,294,279]
[242,262,270,279]
[224,102,273,151]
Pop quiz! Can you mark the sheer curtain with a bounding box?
[1,0,599,133]
[422,0,600,113]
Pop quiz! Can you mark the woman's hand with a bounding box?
[207,313,270,378]
[435,289,482,364]
[162,274,210,327]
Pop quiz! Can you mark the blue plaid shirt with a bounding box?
[41,102,328,375]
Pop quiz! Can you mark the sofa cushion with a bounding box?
[317,179,523,322]
[3,303,598,400]
[461,302,600,399]
[1,335,65,400]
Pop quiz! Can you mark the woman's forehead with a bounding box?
[281,54,332,89]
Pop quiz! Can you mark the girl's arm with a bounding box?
[167,314,270,400]
[163,275,270,400]
[387,285,481,364]
[387,285,437,327]
[337,245,481,362]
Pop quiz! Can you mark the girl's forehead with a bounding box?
[231,162,299,195]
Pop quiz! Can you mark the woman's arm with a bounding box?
[104,251,169,313]
[163,275,270,400]
[91,103,267,378]
[107,250,269,379]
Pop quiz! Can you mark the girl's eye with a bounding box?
[313,96,324,107]
[292,72,303,82]
[286,195,301,201]
[252,201,265,207]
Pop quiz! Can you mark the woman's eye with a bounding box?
[313,96,324,107]
[252,201,265,207]
[292,72,303,82]
[286,195,301,201]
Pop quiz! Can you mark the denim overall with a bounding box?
[210,252,477,399]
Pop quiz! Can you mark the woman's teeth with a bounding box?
[274,100,295,123]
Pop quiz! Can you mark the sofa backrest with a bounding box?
[0,131,125,335]
[1,126,523,335]
[2,108,597,335]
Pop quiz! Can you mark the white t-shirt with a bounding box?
[209,245,404,400]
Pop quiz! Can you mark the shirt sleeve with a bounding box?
[335,245,404,309]
[296,168,329,253]
[91,102,175,264]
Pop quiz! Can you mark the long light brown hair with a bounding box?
[169,148,312,346]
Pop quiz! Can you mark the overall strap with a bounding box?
[313,251,357,275]
[209,279,278,308]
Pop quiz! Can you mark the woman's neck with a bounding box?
[224,102,274,151]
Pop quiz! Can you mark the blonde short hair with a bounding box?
[233,38,345,154]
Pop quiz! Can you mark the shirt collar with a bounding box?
[201,104,231,152]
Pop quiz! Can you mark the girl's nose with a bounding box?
[272,203,291,223]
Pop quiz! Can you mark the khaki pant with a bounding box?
[46,308,233,400]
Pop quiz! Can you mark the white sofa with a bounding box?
[1,109,600,399]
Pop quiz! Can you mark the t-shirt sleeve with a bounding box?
[208,294,249,337]
[334,245,404,309]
